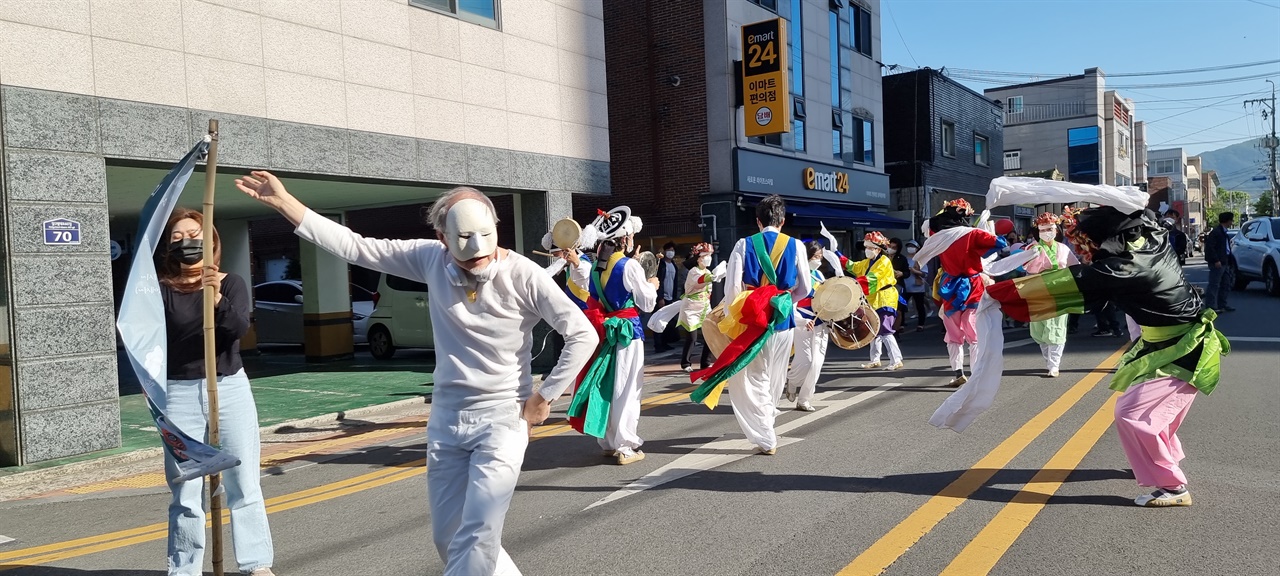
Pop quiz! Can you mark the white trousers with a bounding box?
[427,401,528,576]
[729,329,794,451]
[786,323,829,405]
[869,334,903,365]
[1040,343,1065,372]
[600,339,645,452]
[947,342,978,372]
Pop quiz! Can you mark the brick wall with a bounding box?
[587,0,709,241]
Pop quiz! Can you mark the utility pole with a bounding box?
[1245,80,1278,216]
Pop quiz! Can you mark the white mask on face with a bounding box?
[809,258,822,269]
[906,246,918,255]
[886,248,898,255]
[865,248,880,260]
[444,198,497,263]
[664,250,675,259]
[1039,229,1056,242]
[698,255,712,268]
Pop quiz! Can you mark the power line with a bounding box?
[949,71,1280,90]
[1153,115,1251,146]
[884,0,918,68]
[1244,0,1280,10]
[1144,90,1264,126]
[948,59,1280,79]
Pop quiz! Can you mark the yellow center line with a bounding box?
[0,385,699,569]
[939,393,1120,576]
[836,346,1126,576]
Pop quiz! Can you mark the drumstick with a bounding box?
[532,250,556,257]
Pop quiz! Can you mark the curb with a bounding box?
[0,395,433,496]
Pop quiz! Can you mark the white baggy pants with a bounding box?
[1040,343,1065,372]
[600,339,645,452]
[729,328,794,451]
[947,342,978,372]
[786,323,829,405]
[869,335,903,365]
[427,401,527,576]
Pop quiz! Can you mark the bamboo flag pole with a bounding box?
[201,119,225,576]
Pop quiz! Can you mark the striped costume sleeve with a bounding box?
[985,266,1088,322]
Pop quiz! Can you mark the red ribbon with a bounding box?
[689,285,783,384]
[569,302,638,434]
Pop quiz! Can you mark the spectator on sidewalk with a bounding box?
[1163,209,1189,266]
[654,242,684,352]
[1203,212,1237,313]
[158,208,276,576]
[902,240,930,331]
[887,237,910,332]
[236,172,597,576]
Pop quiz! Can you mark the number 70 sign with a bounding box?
[43,218,82,246]
[741,18,790,138]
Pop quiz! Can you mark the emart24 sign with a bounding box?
[742,18,789,138]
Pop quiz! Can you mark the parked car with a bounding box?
[252,280,377,344]
[365,273,435,360]
[1230,217,1280,295]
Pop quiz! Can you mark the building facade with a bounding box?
[1148,147,1194,231]
[0,0,610,464]
[882,68,1007,237]
[598,0,902,256]
[986,68,1136,188]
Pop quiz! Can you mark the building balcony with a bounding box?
[1006,101,1088,125]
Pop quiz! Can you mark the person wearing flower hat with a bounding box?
[911,198,1005,387]
[1022,212,1080,377]
[842,231,904,370]
[566,208,659,465]
[677,242,726,371]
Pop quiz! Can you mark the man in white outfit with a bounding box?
[235,172,597,576]
[712,195,811,454]
[567,220,657,465]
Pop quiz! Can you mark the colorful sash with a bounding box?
[1112,309,1231,395]
[689,233,794,409]
[567,252,639,437]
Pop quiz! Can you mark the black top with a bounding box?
[1203,224,1233,266]
[163,272,251,380]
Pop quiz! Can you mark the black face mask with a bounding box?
[169,238,204,265]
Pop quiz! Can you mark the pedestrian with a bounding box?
[654,241,683,352]
[157,208,275,576]
[676,242,723,372]
[1023,213,1079,377]
[567,211,658,465]
[688,194,811,455]
[887,237,910,332]
[1091,301,1123,337]
[784,240,830,411]
[843,232,904,371]
[912,199,1001,387]
[1163,209,1189,266]
[974,201,1229,508]
[902,240,930,331]
[235,172,598,576]
[1203,211,1236,313]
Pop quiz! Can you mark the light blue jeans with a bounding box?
[428,400,528,576]
[161,370,273,575]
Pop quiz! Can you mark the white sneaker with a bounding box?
[861,361,882,369]
[1048,369,1059,378]
[795,402,815,412]
[883,362,904,371]
[1135,487,1192,507]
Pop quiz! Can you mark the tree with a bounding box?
[1255,191,1276,217]
[1206,188,1252,225]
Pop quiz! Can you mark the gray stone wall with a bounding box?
[0,84,611,464]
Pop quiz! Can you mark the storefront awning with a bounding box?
[786,202,912,230]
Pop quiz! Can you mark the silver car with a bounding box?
[1230,217,1280,296]
[253,280,377,344]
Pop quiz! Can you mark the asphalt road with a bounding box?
[2,259,1277,576]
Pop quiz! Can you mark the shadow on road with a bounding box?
[0,569,168,575]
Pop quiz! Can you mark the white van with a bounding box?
[366,273,435,359]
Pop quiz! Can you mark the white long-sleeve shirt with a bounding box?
[568,257,658,313]
[295,210,598,410]
[724,226,812,308]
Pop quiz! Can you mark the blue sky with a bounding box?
[878,0,1280,169]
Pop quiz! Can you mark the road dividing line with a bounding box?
[0,386,698,570]
[1223,336,1280,343]
[836,346,1127,576]
[939,393,1120,576]
[0,537,12,546]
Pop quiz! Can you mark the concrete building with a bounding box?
[882,68,1008,237]
[597,0,903,256]
[0,0,609,464]
[986,68,1136,188]
[1148,148,1196,233]
[1187,155,1205,234]
[1134,120,1148,184]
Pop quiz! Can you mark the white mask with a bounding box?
[886,248,898,255]
[809,258,822,269]
[1039,230,1056,242]
[906,247,918,255]
[865,248,880,260]
[664,250,675,259]
[698,255,712,268]
[444,198,497,262]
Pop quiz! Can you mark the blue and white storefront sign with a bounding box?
[43,219,82,246]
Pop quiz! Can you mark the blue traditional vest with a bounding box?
[589,254,644,340]
[742,231,798,331]
[563,255,591,310]
[799,269,825,326]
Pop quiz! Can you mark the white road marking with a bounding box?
[1004,338,1036,349]
[0,534,15,545]
[584,383,901,510]
[1225,336,1280,343]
